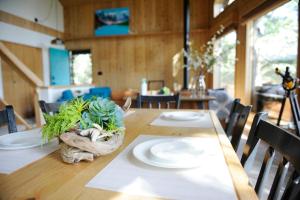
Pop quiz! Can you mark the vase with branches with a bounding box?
[172,25,225,95]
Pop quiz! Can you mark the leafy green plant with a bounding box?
[42,98,88,141]
[42,97,124,141]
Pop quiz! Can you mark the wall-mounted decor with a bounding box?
[94,7,130,36]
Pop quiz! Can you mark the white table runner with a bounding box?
[124,110,135,118]
[86,135,237,200]
[150,111,213,128]
[0,129,59,174]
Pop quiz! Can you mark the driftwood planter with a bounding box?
[59,130,124,164]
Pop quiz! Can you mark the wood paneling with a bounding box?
[0,41,43,118]
[63,0,210,91]
[0,10,64,39]
[63,0,209,39]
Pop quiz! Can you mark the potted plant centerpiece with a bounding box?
[42,97,125,163]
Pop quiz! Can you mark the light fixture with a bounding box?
[51,37,64,45]
[51,0,64,45]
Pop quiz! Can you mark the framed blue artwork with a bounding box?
[94,7,130,36]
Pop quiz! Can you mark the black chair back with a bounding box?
[137,93,180,109]
[244,120,300,199]
[0,105,17,133]
[225,99,252,151]
[39,100,61,115]
[241,112,268,166]
[289,91,300,136]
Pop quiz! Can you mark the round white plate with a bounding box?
[132,138,204,168]
[0,128,43,150]
[160,111,202,121]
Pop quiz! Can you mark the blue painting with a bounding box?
[94,7,130,36]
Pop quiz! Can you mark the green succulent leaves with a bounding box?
[81,98,124,131]
[42,98,124,142]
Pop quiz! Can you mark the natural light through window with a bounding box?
[71,52,92,85]
[213,31,237,97]
[251,0,298,87]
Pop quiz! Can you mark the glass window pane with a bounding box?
[213,31,237,97]
[252,0,298,87]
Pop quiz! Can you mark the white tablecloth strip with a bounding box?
[150,111,214,128]
[0,129,59,174]
[86,135,237,200]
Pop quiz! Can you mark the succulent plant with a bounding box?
[42,97,124,142]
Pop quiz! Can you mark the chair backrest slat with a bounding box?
[241,112,268,166]
[137,93,180,109]
[39,100,61,115]
[289,92,300,136]
[0,105,17,133]
[225,99,252,151]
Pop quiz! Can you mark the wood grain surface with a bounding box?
[0,109,257,200]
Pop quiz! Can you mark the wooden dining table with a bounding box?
[0,109,257,200]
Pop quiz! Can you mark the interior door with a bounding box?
[49,48,71,85]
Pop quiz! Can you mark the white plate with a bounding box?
[132,138,204,168]
[160,111,202,121]
[0,128,44,150]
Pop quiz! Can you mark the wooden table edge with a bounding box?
[209,110,258,200]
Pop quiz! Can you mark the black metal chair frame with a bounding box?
[225,99,252,151]
[0,105,17,133]
[243,120,300,199]
[137,93,180,109]
[39,100,61,115]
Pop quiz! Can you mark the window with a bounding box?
[214,0,236,17]
[213,31,237,97]
[248,0,298,122]
[70,50,92,85]
[251,0,298,88]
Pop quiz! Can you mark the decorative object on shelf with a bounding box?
[42,98,125,163]
[94,7,130,36]
[172,25,225,94]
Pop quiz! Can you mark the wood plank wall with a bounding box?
[62,0,211,92]
[0,41,43,118]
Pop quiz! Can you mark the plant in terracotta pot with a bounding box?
[42,98,125,164]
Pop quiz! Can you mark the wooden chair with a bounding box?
[240,112,268,166]
[137,93,180,109]
[225,99,252,151]
[39,100,61,115]
[0,105,17,133]
[241,120,300,199]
